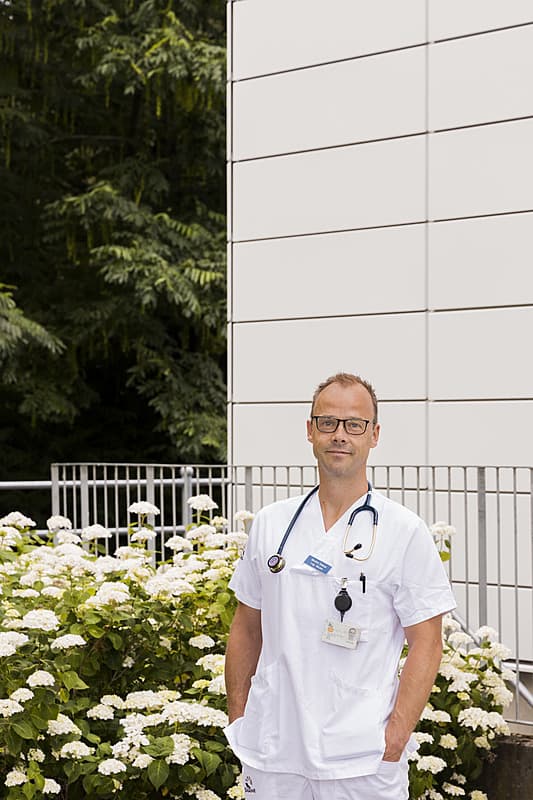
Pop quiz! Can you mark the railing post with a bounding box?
[50,464,60,516]
[245,466,253,512]
[181,466,193,529]
[477,466,488,627]
[146,466,156,561]
[80,465,89,532]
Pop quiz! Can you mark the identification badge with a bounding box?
[304,555,332,574]
[321,619,361,649]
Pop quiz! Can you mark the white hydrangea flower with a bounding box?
[208,675,226,695]
[51,634,87,651]
[439,733,458,749]
[20,609,60,632]
[430,521,456,538]
[486,642,512,660]
[47,714,81,736]
[227,784,245,799]
[27,670,55,688]
[447,631,474,651]
[13,588,40,598]
[81,524,111,541]
[130,527,156,543]
[46,515,72,531]
[0,511,36,528]
[85,581,130,607]
[165,535,193,552]
[87,703,115,720]
[98,758,127,775]
[132,753,153,768]
[196,654,225,675]
[27,748,45,763]
[442,614,462,634]
[186,524,217,542]
[419,705,451,724]
[55,531,82,545]
[43,778,61,794]
[189,634,215,649]
[442,783,465,796]
[10,688,34,703]
[475,625,499,643]
[0,699,24,717]
[101,694,125,709]
[127,501,160,516]
[166,733,192,765]
[5,768,27,786]
[416,755,447,774]
[187,495,218,512]
[413,732,434,744]
[211,516,228,528]
[195,789,221,800]
[470,791,488,800]
[60,741,95,759]
[451,773,467,785]
[0,631,29,656]
[41,586,65,599]
[474,734,491,750]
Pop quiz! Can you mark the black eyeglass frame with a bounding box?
[312,416,373,435]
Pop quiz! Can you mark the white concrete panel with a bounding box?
[429,27,533,130]
[233,226,426,321]
[429,308,533,399]
[232,314,427,402]
[234,137,426,240]
[232,402,427,466]
[428,213,533,309]
[233,48,425,160]
[233,0,426,79]
[429,1,533,41]
[429,120,533,220]
[428,402,533,466]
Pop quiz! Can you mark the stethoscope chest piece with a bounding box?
[267,554,286,573]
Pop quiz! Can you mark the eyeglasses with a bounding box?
[312,416,372,435]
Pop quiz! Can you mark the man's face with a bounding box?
[306,382,380,480]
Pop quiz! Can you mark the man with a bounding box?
[225,373,456,800]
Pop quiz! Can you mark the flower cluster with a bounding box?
[409,600,513,798]
[0,498,249,799]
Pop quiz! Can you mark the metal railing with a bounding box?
[1,462,532,726]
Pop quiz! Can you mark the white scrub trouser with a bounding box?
[240,758,409,800]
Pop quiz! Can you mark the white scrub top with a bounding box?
[224,489,456,781]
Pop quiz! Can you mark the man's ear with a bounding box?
[306,418,313,442]
[370,422,380,449]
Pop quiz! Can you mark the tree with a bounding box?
[0,0,227,505]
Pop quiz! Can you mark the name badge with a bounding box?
[321,619,361,649]
[304,555,332,574]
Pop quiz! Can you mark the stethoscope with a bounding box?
[266,483,379,574]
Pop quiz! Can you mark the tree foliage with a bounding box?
[0,0,227,496]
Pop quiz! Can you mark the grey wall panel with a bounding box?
[232,314,427,403]
[428,402,533,465]
[429,27,533,130]
[232,402,428,466]
[233,48,425,160]
[429,1,533,40]
[233,0,426,79]
[234,137,426,240]
[428,214,533,309]
[429,120,533,220]
[233,226,426,321]
[429,308,533,399]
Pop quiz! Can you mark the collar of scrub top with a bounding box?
[266,482,379,574]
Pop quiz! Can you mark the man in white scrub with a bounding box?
[225,373,456,799]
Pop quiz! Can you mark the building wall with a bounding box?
[227,0,533,469]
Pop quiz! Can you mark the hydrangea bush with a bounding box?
[0,506,512,799]
[0,502,246,799]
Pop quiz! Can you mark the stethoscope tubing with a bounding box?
[268,483,378,573]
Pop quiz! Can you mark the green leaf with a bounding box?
[144,736,175,758]
[107,631,123,650]
[12,720,35,739]
[192,747,221,776]
[147,758,170,789]
[61,670,90,690]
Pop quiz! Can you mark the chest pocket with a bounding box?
[284,565,375,640]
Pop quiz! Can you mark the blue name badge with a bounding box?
[304,555,332,574]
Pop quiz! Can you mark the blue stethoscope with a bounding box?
[267,482,379,573]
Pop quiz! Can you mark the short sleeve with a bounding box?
[392,520,456,628]
[228,518,263,610]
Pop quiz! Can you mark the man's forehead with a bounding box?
[314,382,373,412]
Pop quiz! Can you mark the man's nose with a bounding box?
[332,422,348,439]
